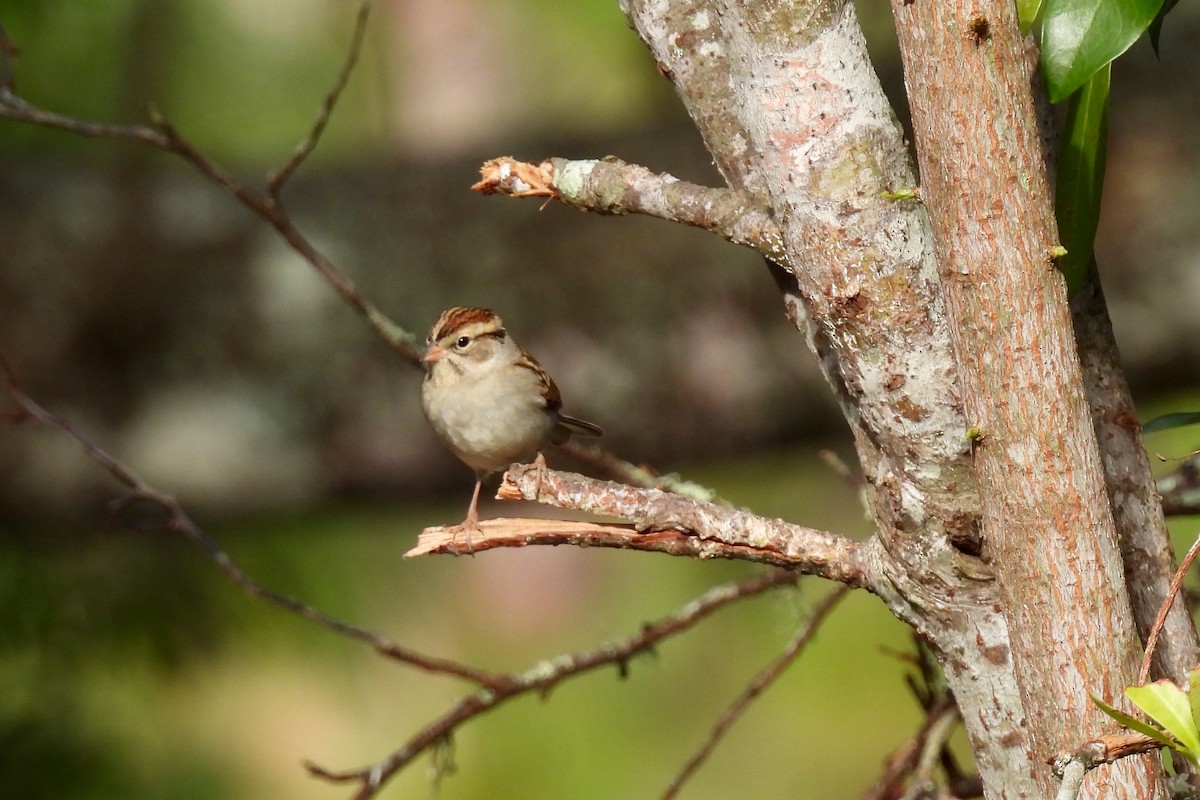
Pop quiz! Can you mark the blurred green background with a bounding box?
[2,0,1200,798]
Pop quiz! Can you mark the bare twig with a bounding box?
[0,87,170,146]
[472,156,785,262]
[267,2,371,198]
[865,635,971,800]
[0,354,504,688]
[306,568,800,799]
[863,701,963,800]
[662,584,851,799]
[1139,531,1200,684]
[494,462,868,587]
[557,439,726,501]
[905,704,961,799]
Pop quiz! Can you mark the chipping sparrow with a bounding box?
[420,307,602,537]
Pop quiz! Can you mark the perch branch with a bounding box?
[486,462,868,586]
[409,518,825,571]
[472,156,785,261]
[662,584,851,799]
[306,568,800,799]
[0,354,504,688]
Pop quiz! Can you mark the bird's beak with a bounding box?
[422,343,448,364]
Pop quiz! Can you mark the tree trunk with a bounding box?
[621,0,1181,796]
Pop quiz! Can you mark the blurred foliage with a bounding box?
[0,449,931,799]
[0,0,677,164]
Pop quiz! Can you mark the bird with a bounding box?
[420,307,602,543]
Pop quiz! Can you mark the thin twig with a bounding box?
[306,569,801,799]
[661,584,851,799]
[0,353,505,687]
[557,439,726,501]
[1139,531,1200,685]
[904,704,960,800]
[861,701,961,800]
[267,2,372,198]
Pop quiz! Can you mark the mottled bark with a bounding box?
[892,0,1162,797]
[1072,273,1199,685]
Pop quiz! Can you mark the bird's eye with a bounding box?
[455,336,470,349]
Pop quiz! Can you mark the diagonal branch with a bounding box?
[472,156,784,261]
[662,584,851,799]
[267,1,372,198]
[0,354,505,688]
[306,568,801,799]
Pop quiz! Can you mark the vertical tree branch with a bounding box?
[1071,272,1199,686]
[892,2,1160,797]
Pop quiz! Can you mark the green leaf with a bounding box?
[1041,0,1166,102]
[1092,693,1182,751]
[1188,670,1200,740]
[1148,0,1181,54]
[1054,63,1109,295]
[1018,0,1045,34]
[1127,681,1200,761]
[1142,412,1200,434]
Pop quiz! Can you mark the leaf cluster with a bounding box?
[1021,0,1180,293]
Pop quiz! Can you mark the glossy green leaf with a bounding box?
[1018,0,1045,34]
[1126,681,1200,761]
[1054,64,1109,294]
[1092,693,1181,751]
[1142,411,1200,434]
[1041,0,1165,102]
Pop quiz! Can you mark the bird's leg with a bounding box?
[453,476,485,553]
